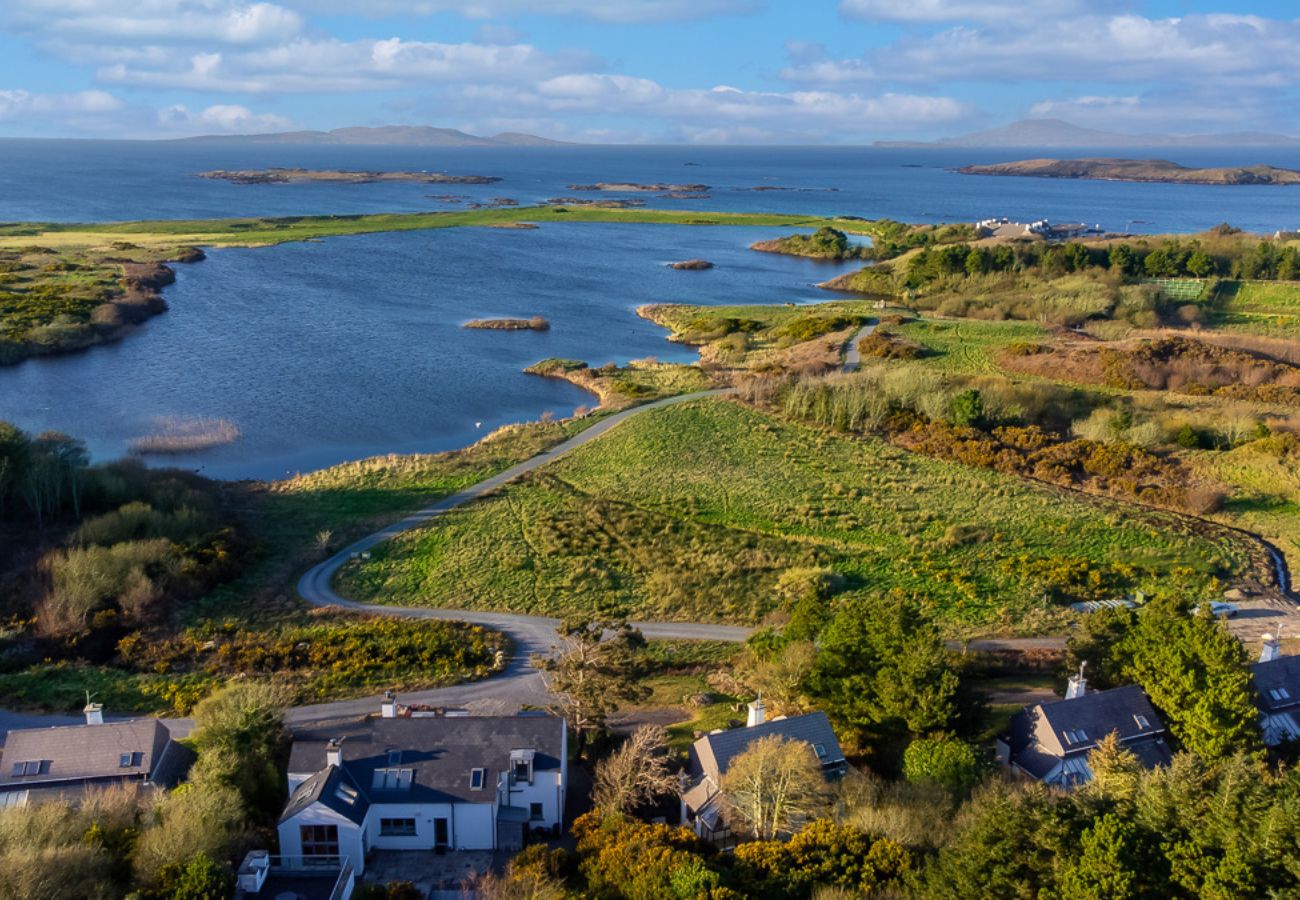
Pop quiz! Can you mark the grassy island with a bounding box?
[960,157,1300,186]
[197,168,502,185]
[465,316,550,331]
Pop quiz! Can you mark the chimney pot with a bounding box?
[1065,661,1088,700]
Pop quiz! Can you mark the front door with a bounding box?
[434,817,449,849]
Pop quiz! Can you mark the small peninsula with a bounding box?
[566,182,710,192]
[751,226,873,261]
[198,168,502,185]
[958,157,1300,186]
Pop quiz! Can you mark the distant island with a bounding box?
[877,117,1300,149]
[464,316,550,331]
[567,182,710,193]
[958,157,1300,186]
[174,125,573,147]
[198,168,501,185]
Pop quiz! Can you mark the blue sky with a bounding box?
[0,0,1296,142]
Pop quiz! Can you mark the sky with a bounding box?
[0,0,1297,143]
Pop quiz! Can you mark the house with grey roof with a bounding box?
[997,668,1172,788]
[0,703,192,808]
[681,699,847,845]
[277,696,566,875]
[1250,634,1300,746]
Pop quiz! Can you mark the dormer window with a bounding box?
[373,768,414,791]
[509,749,535,785]
[470,768,486,791]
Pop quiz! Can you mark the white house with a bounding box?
[277,701,566,874]
[1251,634,1300,746]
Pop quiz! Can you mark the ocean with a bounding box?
[1,140,1298,479]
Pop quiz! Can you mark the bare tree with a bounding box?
[534,617,649,749]
[592,725,678,814]
[721,735,831,840]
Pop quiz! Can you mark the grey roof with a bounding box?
[1251,655,1300,713]
[281,766,370,825]
[687,712,845,786]
[1005,685,1170,779]
[0,719,181,791]
[287,715,564,806]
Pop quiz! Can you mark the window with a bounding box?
[1062,729,1090,746]
[812,743,828,759]
[510,749,535,785]
[1271,688,1292,702]
[118,752,144,768]
[469,768,486,790]
[372,768,413,791]
[1133,715,1151,730]
[530,802,544,822]
[300,824,340,860]
[514,761,530,782]
[335,782,359,805]
[10,761,49,777]
[387,749,402,765]
[380,818,417,837]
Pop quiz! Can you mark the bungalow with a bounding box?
[0,704,192,809]
[997,667,1172,788]
[681,699,847,845]
[278,697,566,875]
[1251,634,1300,746]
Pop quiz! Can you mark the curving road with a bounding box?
[290,389,754,723]
[840,321,878,373]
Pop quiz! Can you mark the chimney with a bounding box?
[84,702,104,726]
[381,691,398,719]
[1065,661,1088,700]
[1260,633,1282,664]
[746,696,766,727]
[326,739,343,768]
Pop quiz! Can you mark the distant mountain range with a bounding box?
[173,125,574,147]
[876,118,1300,149]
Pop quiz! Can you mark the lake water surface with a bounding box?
[2,141,1298,479]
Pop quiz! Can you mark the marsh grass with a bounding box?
[127,416,242,455]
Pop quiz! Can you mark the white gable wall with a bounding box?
[497,770,564,831]
[278,805,366,875]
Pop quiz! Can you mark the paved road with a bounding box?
[841,321,878,373]
[291,389,755,723]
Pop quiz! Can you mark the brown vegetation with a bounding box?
[1003,335,1300,405]
[127,416,242,455]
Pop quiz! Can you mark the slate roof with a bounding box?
[1004,685,1171,781]
[1251,655,1300,714]
[687,712,845,788]
[280,765,370,825]
[287,715,564,806]
[0,719,186,791]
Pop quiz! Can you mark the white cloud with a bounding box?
[7,0,303,45]
[98,37,598,93]
[787,14,1300,88]
[160,102,293,132]
[839,0,1121,24]
[455,74,971,142]
[281,0,759,23]
[1024,91,1281,134]
[0,88,124,121]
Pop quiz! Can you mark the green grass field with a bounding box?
[0,207,881,252]
[892,318,1051,374]
[1210,280,1300,338]
[337,398,1233,634]
[1198,438,1300,563]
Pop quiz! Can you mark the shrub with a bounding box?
[903,735,980,795]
